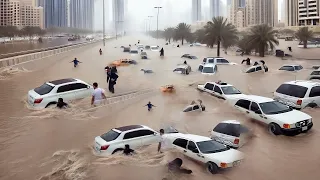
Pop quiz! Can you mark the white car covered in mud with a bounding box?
[197,81,243,100]
[163,132,244,174]
[27,78,93,109]
[202,57,236,65]
[150,46,159,51]
[198,64,218,75]
[94,125,160,155]
[229,94,313,136]
[183,100,206,112]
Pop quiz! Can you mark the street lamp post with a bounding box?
[154,6,162,39]
[103,0,105,46]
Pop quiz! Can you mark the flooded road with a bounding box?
[0,37,87,56]
[0,35,320,180]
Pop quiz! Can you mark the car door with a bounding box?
[234,99,251,117]
[172,138,188,154]
[185,141,205,163]
[56,84,76,102]
[249,101,266,122]
[308,86,320,107]
[71,83,91,99]
[204,83,214,94]
[220,59,230,65]
[213,85,224,99]
[139,129,159,146]
[122,130,144,149]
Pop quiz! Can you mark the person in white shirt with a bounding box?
[91,82,106,106]
[158,129,167,153]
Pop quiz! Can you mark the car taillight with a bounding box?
[283,124,290,129]
[100,145,109,150]
[234,138,239,144]
[220,162,228,168]
[34,98,43,104]
[297,99,302,105]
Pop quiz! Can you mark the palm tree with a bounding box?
[295,27,314,48]
[194,29,206,44]
[204,16,238,56]
[164,27,175,43]
[174,23,191,45]
[245,24,279,57]
[238,35,252,55]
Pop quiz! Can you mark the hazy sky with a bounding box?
[94,0,284,31]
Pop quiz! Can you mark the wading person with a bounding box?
[159,48,164,56]
[70,58,81,67]
[108,69,118,94]
[56,98,68,109]
[145,101,156,111]
[91,82,106,106]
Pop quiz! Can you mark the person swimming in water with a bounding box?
[123,144,135,155]
[145,101,156,111]
[56,98,68,109]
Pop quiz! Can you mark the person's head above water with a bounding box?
[160,129,164,135]
[93,82,98,89]
[74,58,77,60]
[58,98,63,103]
[125,144,130,149]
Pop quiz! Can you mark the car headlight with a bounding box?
[295,122,301,128]
[309,118,312,123]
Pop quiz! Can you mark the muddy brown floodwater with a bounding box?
[0,35,320,180]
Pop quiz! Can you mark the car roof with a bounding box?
[203,64,217,67]
[48,78,77,85]
[282,64,302,66]
[174,133,211,142]
[114,125,144,132]
[220,120,241,124]
[283,80,320,88]
[177,64,190,68]
[236,94,274,103]
[130,49,138,51]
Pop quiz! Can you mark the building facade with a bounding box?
[69,0,94,30]
[245,0,277,27]
[210,0,221,19]
[298,0,320,26]
[192,0,201,22]
[42,0,67,28]
[0,0,12,26]
[113,0,125,34]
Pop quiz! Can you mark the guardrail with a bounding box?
[0,38,110,68]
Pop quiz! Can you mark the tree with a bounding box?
[194,29,206,44]
[245,24,279,57]
[174,23,191,45]
[0,26,19,40]
[204,16,238,56]
[164,27,175,43]
[295,27,314,48]
[238,35,252,55]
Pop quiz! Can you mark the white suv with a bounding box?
[202,57,236,65]
[274,80,320,109]
[230,94,313,136]
[27,78,93,109]
[94,125,160,156]
[163,133,244,174]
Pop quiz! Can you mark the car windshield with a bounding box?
[202,67,214,73]
[279,66,294,71]
[190,56,197,59]
[174,68,185,72]
[130,51,138,54]
[259,101,292,115]
[34,83,54,95]
[100,130,120,142]
[151,47,158,50]
[196,140,230,154]
[221,86,241,95]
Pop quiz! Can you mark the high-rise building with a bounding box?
[192,0,201,22]
[229,0,240,25]
[245,0,278,27]
[298,0,320,26]
[238,0,246,7]
[0,0,11,26]
[69,0,94,30]
[284,0,298,26]
[41,0,67,28]
[113,0,125,34]
[210,0,221,18]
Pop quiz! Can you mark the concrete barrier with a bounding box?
[0,38,112,69]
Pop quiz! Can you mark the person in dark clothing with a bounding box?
[145,101,156,111]
[288,46,292,52]
[177,45,180,48]
[241,58,251,65]
[123,144,135,155]
[159,48,164,56]
[167,158,192,174]
[260,60,268,72]
[99,48,102,55]
[253,61,259,66]
[183,60,187,64]
[56,98,68,109]
[108,70,118,93]
[70,58,81,67]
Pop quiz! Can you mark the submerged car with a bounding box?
[141,52,148,59]
[308,70,320,80]
[173,64,191,75]
[94,125,160,155]
[181,54,197,59]
[183,100,205,112]
[202,57,236,65]
[198,64,218,75]
[27,78,93,109]
[150,46,159,51]
[123,47,130,52]
[137,44,144,50]
[279,65,303,72]
[211,120,251,149]
[130,49,139,54]
[245,65,265,73]
[145,45,151,50]
[110,59,137,66]
[197,81,243,100]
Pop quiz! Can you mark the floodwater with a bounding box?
[0,37,86,56]
[0,35,320,180]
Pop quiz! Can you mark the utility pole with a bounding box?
[154,6,162,39]
[103,0,105,46]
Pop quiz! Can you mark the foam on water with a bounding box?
[0,67,30,80]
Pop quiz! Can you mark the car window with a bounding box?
[72,83,88,90]
[173,138,188,149]
[214,86,222,94]
[193,105,200,110]
[204,83,214,90]
[216,59,222,63]
[187,141,198,151]
[235,99,250,110]
[311,71,320,75]
[203,67,214,73]
[208,59,214,63]
[250,102,260,112]
[256,66,262,71]
[246,67,256,73]
[34,83,54,95]
[294,66,302,70]
[123,130,149,139]
[259,101,292,115]
[183,106,193,112]
[279,66,294,71]
[309,86,320,97]
[138,130,155,136]
[196,140,229,154]
[213,123,241,137]
[100,130,120,142]
[220,59,229,63]
[57,84,73,93]
[221,86,241,95]
[275,84,307,98]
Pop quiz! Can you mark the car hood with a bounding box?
[267,110,311,124]
[224,93,244,100]
[204,148,244,163]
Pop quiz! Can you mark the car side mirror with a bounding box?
[255,110,262,114]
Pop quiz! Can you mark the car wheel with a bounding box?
[268,123,282,135]
[45,102,57,108]
[307,103,318,108]
[206,162,219,174]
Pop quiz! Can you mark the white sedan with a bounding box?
[27,78,93,109]
[94,125,160,156]
[197,81,243,100]
[163,133,244,174]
